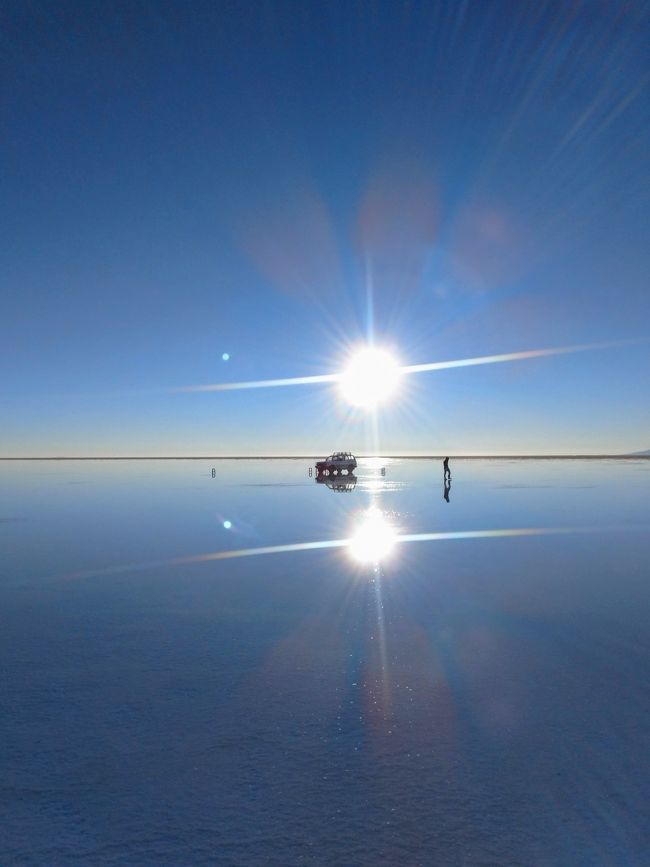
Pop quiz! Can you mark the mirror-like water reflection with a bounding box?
[1,458,649,865]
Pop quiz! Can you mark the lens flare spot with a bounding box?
[223,520,232,529]
[349,508,397,563]
[222,352,230,361]
[340,348,401,408]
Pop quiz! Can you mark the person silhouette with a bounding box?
[444,477,451,502]
[443,456,451,480]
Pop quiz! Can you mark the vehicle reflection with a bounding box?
[316,473,358,492]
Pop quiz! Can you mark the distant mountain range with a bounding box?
[629,449,650,456]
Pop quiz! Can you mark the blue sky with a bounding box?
[2,0,649,456]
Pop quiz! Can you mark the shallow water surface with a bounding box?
[1,459,649,866]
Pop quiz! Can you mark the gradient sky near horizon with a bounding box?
[2,0,649,456]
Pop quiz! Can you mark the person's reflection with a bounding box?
[443,477,451,502]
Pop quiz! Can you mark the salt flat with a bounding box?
[1,458,649,866]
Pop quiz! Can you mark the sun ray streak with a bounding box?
[60,539,348,580]
[372,568,391,712]
[173,373,341,393]
[365,254,375,344]
[400,340,637,375]
[173,339,638,394]
[56,526,607,583]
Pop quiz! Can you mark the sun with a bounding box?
[339,347,401,408]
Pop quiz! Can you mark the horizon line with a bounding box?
[0,454,648,461]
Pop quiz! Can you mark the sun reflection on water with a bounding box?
[348,507,398,564]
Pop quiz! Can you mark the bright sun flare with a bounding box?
[349,508,398,564]
[339,347,401,408]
